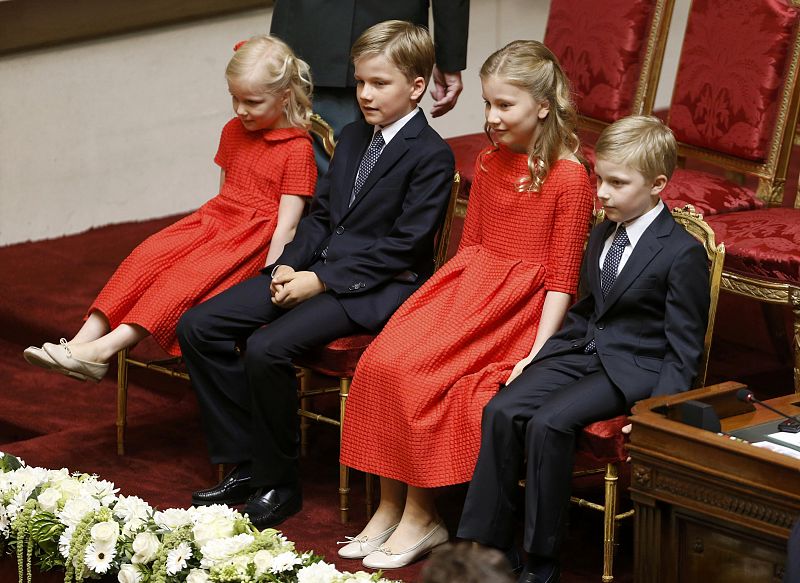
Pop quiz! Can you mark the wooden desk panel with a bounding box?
[628,381,800,582]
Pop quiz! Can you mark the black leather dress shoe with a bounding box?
[518,561,560,583]
[244,484,302,530]
[191,464,257,506]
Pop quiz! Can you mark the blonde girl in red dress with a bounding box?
[23,35,317,382]
[338,40,595,569]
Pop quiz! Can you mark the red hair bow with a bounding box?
[233,40,247,52]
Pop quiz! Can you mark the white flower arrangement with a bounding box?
[0,452,398,583]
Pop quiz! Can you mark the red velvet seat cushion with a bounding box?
[446,133,488,197]
[661,169,764,215]
[294,334,375,378]
[668,0,799,162]
[576,415,629,465]
[545,0,655,122]
[706,208,800,283]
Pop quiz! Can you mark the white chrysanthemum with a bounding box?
[199,533,255,569]
[6,489,32,521]
[186,568,211,583]
[270,550,303,573]
[131,532,160,564]
[296,561,340,583]
[117,563,142,583]
[166,541,193,575]
[37,487,62,513]
[58,525,75,559]
[121,517,147,537]
[252,549,273,576]
[191,507,236,548]
[59,496,101,528]
[89,479,119,505]
[90,520,120,548]
[84,542,116,574]
[338,572,376,582]
[113,495,152,523]
[154,507,192,530]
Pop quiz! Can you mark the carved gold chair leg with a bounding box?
[791,289,800,394]
[339,377,351,523]
[298,367,311,457]
[116,348,129,456]
[602,463,619,583]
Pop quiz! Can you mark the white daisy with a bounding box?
[84,542,116,574]
[270,550,303,573]
[166,541,193,575]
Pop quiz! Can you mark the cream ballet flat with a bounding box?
[337,523,399,559]
[361,521,449,569]
[23,345,59,370]
[43,339,109,383]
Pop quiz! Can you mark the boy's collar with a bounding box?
[373,107,420,145]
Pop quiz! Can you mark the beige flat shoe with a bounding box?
[338,523,399,559]
[23,345,59,370]
[362,521,449,569]
[43,339,109,383]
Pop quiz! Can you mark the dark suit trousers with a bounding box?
[177,273,362,487]
[457,352,627,558]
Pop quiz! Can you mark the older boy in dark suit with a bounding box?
[458,116,710,583]
[178,21,454,529]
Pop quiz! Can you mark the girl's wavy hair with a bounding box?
[480,40,582,192]
[226,35,314,129]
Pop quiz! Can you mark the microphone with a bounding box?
[736,388,800,433]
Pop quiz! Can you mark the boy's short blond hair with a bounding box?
[351,20,435,90]
[595,115,678,180]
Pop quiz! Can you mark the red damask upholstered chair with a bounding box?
[661,0,800,217]
[294,174,465,523]
[571,205,725,582]
[446,0,675,197]
[658,0,800,390]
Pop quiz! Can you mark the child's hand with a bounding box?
[506,354,534,385]
[272,271,325,308]
[269,265,296,297]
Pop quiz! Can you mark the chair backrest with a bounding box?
[544,0,675,133]
[666,0,800,207]
[434,172,466,270]
[670,204,725,388]
[310,113,336,158]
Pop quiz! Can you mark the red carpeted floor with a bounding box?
[0,215,793,582]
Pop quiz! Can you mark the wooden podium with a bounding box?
[628,381,800,582]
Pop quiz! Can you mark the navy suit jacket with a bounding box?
[533,206,710,403]
[269,110,454,331]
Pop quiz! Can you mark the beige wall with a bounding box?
[0,0,690,246]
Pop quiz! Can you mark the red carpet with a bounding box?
[0,215,793,581]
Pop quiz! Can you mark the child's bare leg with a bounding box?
[381,485,441,551]
[69,310,111,344]
[68,323,149,363]
[357,477,406,538]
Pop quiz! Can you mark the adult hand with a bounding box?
[269,265,296,298]
[429,66,463,118]
[272,270,325,308]
[505,355,534,386]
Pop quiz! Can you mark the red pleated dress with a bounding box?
[90,119,317,355]
[340,147,594,488]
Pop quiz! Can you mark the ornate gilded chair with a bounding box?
[294,173,464,523]
[571,205,725,582]
[446,0,675,196]
[114,113,337,457]
[655,0,800,390]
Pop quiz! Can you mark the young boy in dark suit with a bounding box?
[457,116,710,583]
[177,20,454,529]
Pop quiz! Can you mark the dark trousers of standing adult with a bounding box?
[457,352,628,558]
[311,87,362,174]
[177,272,363,488]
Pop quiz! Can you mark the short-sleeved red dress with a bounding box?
[90,119,317,356]
[340,147,594,488]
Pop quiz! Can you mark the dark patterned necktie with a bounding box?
[585,225,630,353]
[350,130,385,206]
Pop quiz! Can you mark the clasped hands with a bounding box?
[270,265,325,308]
